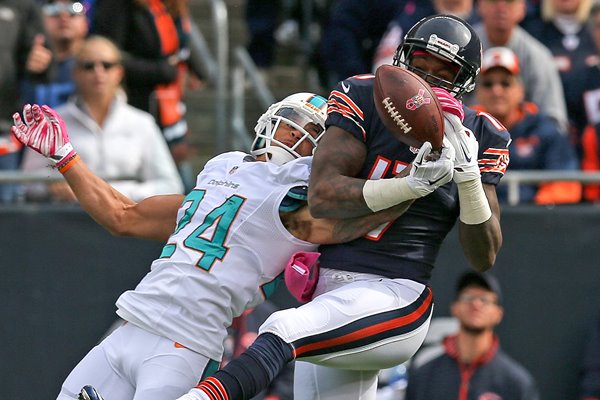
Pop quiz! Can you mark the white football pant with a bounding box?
[56,322,214,400]
[260,268,433,400]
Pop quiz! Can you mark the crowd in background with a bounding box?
[2,0,600,206]
[248,0,600,206]
[0,0,204,203]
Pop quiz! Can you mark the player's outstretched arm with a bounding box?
[433,87,502,270]
[12,104,183,242]
[308,125,372,219]
[309,126,454,220]
[458,184,502,271]
[293,142,455,244]
[62,161,182,241]
[284,200,413,244]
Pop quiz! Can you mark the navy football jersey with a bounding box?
[319,75,510,284]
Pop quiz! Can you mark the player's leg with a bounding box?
[60,321,217,400]
[56,324,134,400]
[179,270,432,400]
[293,361,379,400]
[263,272,432,370]
[132,331,220,400]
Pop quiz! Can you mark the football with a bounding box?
[373,64,444,150]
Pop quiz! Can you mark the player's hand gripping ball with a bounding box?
[373,65,444,150]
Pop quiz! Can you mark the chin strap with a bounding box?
[264,146,296,165]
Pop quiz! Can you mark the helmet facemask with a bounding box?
[251,93,327,165]
[392,15,481,98]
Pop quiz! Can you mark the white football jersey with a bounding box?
[116,152,317,360]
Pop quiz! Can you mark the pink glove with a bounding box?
[284,252,321,303]
[12,104,78,172]
[432,87,464,122]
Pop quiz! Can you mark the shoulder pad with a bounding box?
[279,185,308,212]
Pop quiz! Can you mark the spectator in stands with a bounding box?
[245,0,333,91]
[473,46,581,205]
[244,0,283,71]
[373,0,479,71]
[580,309,600,400]
[318,0,406,87]
[21,35,183,202]
[522,0,542,24]
[471,0,569,132]
[21,0,89,108]
[93,0,204,192]
[580,3,600,202]
[0,0,53,203]
[404,270,539,400]
[521,0,596,150]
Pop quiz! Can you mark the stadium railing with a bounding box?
[2,170,600,206]
[231,46,276,150]
[499,171,600,205]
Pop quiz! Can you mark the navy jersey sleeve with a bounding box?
[326,75,379,143]
[463,107,511,186]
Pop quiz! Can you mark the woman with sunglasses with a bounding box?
[21,35,184,202]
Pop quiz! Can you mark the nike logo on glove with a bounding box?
[459,143,471,163]
[428,175,448,186]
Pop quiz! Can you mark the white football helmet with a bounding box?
[251,92,328,165]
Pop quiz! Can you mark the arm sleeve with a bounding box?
[463,108,511,186]
[279,186,308,212]
[325,78,373,142]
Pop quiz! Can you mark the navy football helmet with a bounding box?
[393,14,482,97]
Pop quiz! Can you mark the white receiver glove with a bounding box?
[443,112,480,183]
[362,139,455,212]
[405,139,455,197]
[442,112,492,224]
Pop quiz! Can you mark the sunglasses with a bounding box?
[43,2,85,17]
[480,79,513,89]
[457,293,498,306]
[78,60,120,71]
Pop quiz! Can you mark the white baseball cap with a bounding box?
[481,47,520,75]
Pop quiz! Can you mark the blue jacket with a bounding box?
[405,334,539,400]
[319,0,406,83]
[475,102,579,204]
